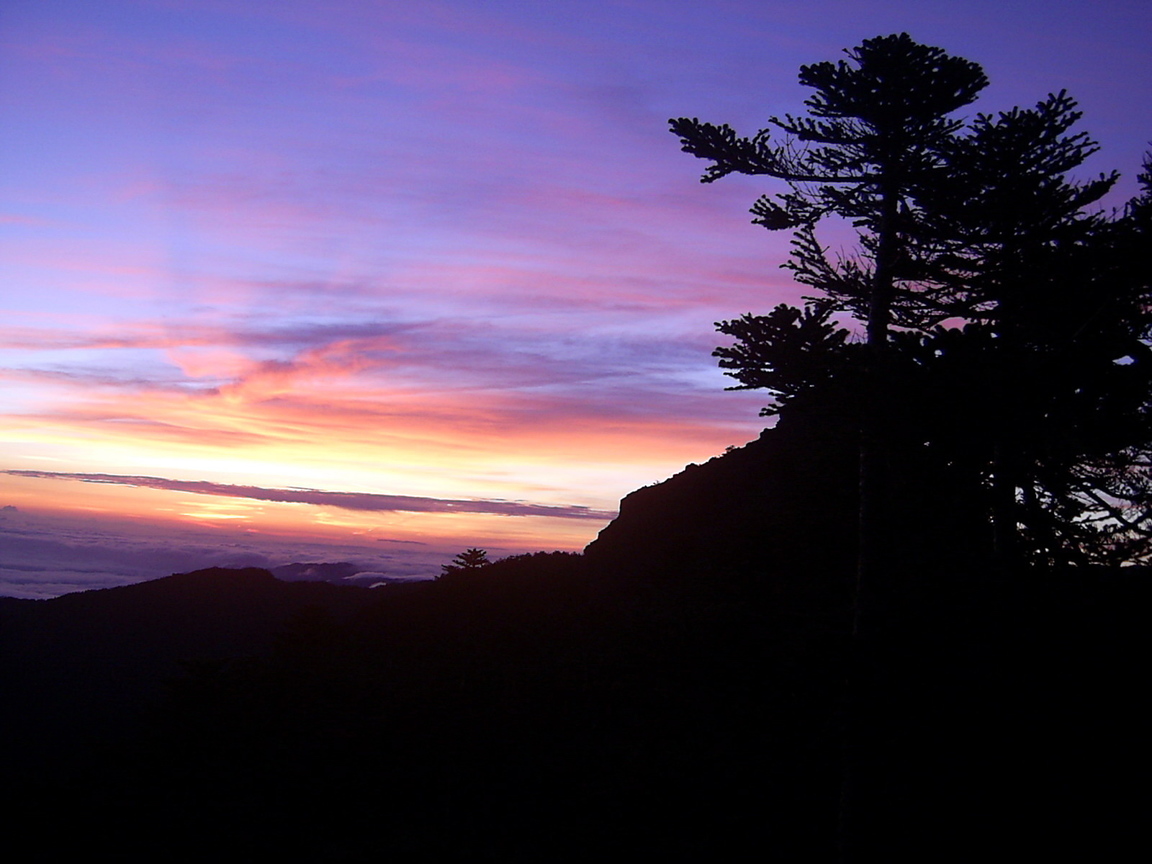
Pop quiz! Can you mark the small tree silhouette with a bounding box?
[439,548,489,579]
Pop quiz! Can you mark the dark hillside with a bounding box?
[0,428,1144,861]
[586,412,858,605]
[0,567,376,774]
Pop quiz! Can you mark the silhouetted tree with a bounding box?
[907,99,1152,565]
[673,34,992,656]
[439,548,490,579]
[874,104,1152,567]
[672,33,987,345]
[714,300,856,418]
[674,34,1152,860]
[676,34,1152,568]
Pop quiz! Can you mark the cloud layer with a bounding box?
[4,470,616,520]
[0,504,453,599]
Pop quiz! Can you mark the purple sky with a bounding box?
[2,1,1150,595]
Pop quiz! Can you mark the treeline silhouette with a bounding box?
[1,34,1147,862]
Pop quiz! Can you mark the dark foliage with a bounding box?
[671,33,989,339]
[438,546,491,579]
[678,33,1152,567]
[714,301,856,416]
[671,34,1150,861]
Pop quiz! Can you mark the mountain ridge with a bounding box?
[0,423,1143,860]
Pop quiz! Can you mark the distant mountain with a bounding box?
[272,560,364,582]
[269,559,427,586]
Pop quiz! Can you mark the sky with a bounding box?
[2,0,1150,597]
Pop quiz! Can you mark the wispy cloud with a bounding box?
[4,470,616,520]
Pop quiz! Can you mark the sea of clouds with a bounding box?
[0,505,463,599]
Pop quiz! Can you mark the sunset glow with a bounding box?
[3,0,1150,594]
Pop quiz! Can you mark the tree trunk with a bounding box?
[839,170,900,862]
